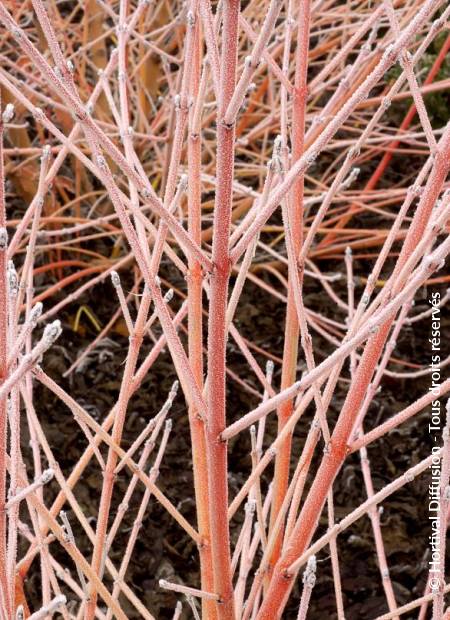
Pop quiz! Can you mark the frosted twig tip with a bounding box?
[0,228,8,250]
[43,320,62,345]
[2,103,15,123]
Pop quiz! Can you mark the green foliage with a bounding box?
[386,32,450,129]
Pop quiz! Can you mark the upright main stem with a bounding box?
[187,15,216,620]
[205,2,240,618]
[269,0,311,568]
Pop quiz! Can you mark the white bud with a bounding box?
[30,302,43,324]
[43,320,62,345]
[274,135,283,155]
[170,380,179,397]
[0,228,8,250]
[41,468,54,484]
[266,359,274,374]
[302,555,317,588]
[8,262,18,296]
[2,103,15,123]
[381,97,391,111]
[186,10,195,26]
[164,288,174,303]
[343,167,360,188]
[245,498,256,514]
[111,270,121,288]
